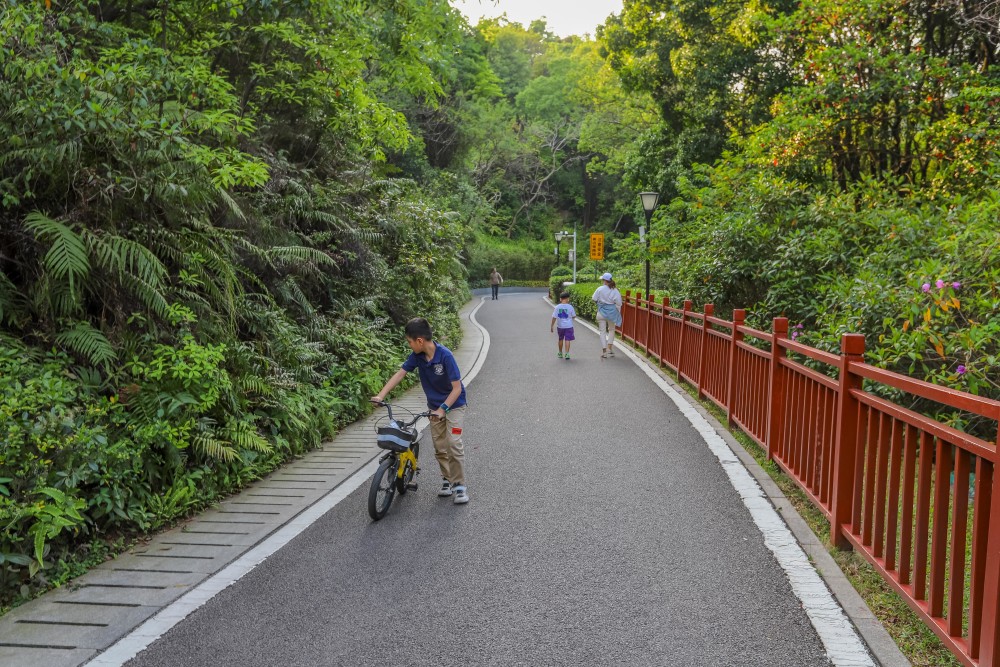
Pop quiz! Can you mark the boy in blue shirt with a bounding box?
[372,318,470,505]
[550,291,577,359]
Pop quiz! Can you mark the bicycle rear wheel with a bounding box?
[368,458,398,521]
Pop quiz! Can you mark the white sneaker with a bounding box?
[453,486,469,504]
[438,480,453,497]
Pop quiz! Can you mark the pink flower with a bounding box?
[791,331,799,340]
[952,281,962,289]
[922,283,931,293]
[935,279,945,289]
[796,323,804,329]
[957,365,966,375]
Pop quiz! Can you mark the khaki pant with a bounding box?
[429,405,466,487]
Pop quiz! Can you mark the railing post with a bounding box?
[635,292,643,349]
[658,297,670,368]
[830,333,865,549]
[726,309,745,428]
[677,300,692,382]
[623,290,632,342]
[976,424,1000,666]
[697,304,713,399]
[644,291,653,355]
[636,292,643,348]
[766,317,789,462]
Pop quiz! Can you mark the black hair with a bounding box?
[404,317,433,340]
[559,291,570,300]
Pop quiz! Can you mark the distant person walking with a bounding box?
[489,267,503,300]
[592,272,622,359]
[550,291,577,360]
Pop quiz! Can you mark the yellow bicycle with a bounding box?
[368,402,432,521]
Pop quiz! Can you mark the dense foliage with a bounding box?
[596,0,1000,435]
[0,0,474,603]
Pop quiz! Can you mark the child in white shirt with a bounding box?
[550,291,577,360]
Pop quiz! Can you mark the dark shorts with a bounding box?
[557,327,575,341]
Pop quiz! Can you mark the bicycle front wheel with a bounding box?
[368,458,398,521]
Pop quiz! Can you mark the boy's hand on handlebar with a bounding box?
[430,408,446,420]
[370,397,386,405]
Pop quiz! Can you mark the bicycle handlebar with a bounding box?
[371,401,433,429]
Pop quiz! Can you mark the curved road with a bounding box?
[126,293,833,667]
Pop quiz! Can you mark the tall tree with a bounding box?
[599,0,795,195]
[751,0,1000,191]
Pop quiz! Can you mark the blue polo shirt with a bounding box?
[401,342,467,410]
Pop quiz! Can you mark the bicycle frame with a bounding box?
[368,401,431,521]
[395,448,418,475]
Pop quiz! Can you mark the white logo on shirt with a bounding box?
[433,364,444,376]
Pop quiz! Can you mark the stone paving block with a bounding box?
[2,597,148,627]
[175,519,274,536]
[156,523,263,544]
[78,568,206,590]
[0,645,96,667]
[298,455,354,463]
[104,552,223,575]
[2,611,158,653]
[269,471,338,480]
[41,581,186,609]
[239,490,313,500]
[132,541,243,558]
[194,510,279,525]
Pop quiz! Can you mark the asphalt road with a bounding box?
[126,293,832,667]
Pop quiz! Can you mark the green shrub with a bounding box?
[560,282,602,321]
[549,264,574,299]
[466,232,556,282]
[468,279,548,289]
[0,341,144,586]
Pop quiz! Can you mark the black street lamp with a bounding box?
[639,192,660,297]
[554,228,577,284]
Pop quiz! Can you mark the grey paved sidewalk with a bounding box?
[0,299,487,667]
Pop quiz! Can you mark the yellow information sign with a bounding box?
[589,233,605,261]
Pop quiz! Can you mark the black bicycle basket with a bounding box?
[376,420,417,452]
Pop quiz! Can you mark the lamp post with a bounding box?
[554,226,577,284]
[639,191,660,298]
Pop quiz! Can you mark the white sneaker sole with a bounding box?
[454,496,469,504]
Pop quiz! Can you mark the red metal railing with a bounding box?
[619,291,1000,667]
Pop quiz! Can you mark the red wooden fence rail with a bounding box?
[619,291,1000,667]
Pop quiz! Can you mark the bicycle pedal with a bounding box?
[406,483,418,491]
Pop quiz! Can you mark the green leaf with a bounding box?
[24,213,90,296]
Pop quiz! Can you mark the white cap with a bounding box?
[600,272,613,281]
